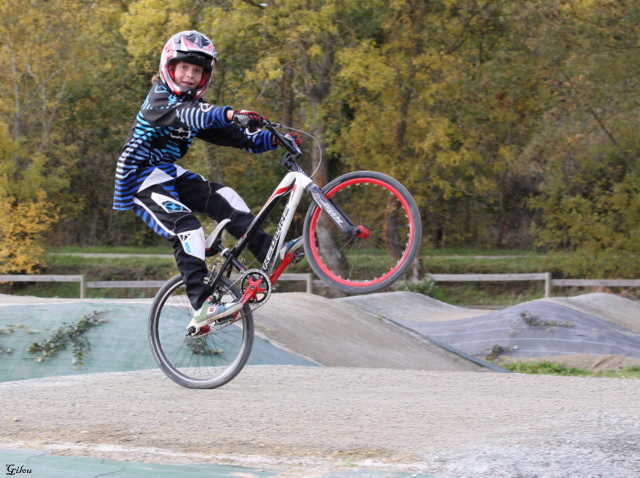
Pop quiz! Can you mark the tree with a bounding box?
[519,0,640,276]
[196,0,390,273]
[57,0,151,246]
[0,121,58,273]
[5,0,637,280]
[199,0,387,184]
[0,0,89,269]
[335,0,538,248]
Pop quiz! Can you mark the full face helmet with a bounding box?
[160,30,217,100]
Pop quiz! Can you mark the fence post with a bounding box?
[544,272,552,298]
[306,273,313,294]
[80,275,86,299]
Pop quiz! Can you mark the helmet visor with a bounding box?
[172,51,213,71]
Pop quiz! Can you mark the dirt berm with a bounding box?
[252,292,491,371]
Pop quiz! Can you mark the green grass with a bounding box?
[43,253,175,269]
[3,247,636,304]
[415,250,639,305]
[431,282,545,307]
[46,245,173,255]
[425,247,542,257]
[41,255,176,286]
[424,254,551,274]
[503,361,640,379]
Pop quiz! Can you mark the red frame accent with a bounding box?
[269,253,295,285]
[355,226,370,239]
[266,186,291,205]
[231,275,268,321]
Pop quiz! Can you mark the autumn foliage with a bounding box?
[0,0,639,277]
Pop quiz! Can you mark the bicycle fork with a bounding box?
[262,175,365,274]
[306,183,363,237]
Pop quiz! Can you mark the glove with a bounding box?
[232,110,268,129]
[275,132,302,147]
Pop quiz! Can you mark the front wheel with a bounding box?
[148,274,254,389]
[303,171,422,295]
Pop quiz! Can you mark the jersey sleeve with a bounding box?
[195,124,277,153]
[143,82,277,153]
[142,83,229,130]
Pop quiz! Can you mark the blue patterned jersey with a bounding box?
[113,82,276,210]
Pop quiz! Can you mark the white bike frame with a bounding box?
[204,124,362,291]
[257,170,314,273]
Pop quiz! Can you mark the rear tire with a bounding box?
[148,274,254,389]
[303,171,421,295]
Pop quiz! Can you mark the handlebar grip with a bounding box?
[266,124,299,155]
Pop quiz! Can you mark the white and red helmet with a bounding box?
[160,31,217,100]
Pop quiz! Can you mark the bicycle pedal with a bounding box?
[186,326,199,337]
[213,315,235,326]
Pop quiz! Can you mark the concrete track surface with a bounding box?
[0,292,639,477]
[252,293,490,372]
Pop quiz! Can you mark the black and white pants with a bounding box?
[133,173,271,310]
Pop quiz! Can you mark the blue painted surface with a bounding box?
[0,449,280,477]
[0,449,435,477]
[0,302,315,383]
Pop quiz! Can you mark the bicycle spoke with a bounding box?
[149,275,254,389]
[305,172,421,293]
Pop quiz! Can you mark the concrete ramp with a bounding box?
[542,293,640,333]
[252,293,490,372]
[394,302,640,359]
[338,291,490,322]
[342,292,640,364]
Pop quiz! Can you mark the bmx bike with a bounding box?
[148,121,422,388]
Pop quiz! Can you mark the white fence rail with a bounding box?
[0,273,638,298]
[0,275,87,298]
[0,273,316,298]
[430,273,553,297]
[86,273,316,295]
[429,273,640,298]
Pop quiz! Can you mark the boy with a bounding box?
[113,31,302,332]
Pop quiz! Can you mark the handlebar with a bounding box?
[263,121,301,157]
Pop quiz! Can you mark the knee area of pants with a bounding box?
[174,216,201,234]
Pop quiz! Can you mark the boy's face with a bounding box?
[171,61,204,89]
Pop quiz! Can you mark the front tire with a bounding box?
[303,171,422,295]
[148,274,254,389]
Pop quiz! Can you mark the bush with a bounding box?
[395,276,444,300]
